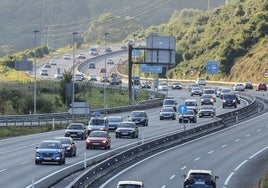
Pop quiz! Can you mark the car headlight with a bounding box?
[223,99,226,102]
[233,99,236,102]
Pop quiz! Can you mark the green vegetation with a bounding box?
[154,0,268,83]
[0,124,67,139]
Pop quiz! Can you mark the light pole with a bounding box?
[104,32,110,109]
[72,32,78,118]
[34,30,40,114]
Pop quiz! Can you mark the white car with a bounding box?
[233,83,245,91]
[117,180,145,188]
[74,73,84,81]
[158,82,169,91]
[196,78,206,85]
[63,54,71,60]
[89,74,97,81]
[40,69,48,76]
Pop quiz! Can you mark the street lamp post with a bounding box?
[104,32,110,109]
[72,32,78,118]
[34,30,40,114]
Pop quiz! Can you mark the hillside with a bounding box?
[159,0,268,82]
[0,0,226,53]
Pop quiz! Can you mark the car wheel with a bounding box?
[132,133,136,138]
[160,117,163,120]
[86,146,89,150]
[81,135,84,140]
[35,160,40,165]
[222,105,225,108]
[62,157,65,164]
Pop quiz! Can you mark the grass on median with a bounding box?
[0,124,67,139]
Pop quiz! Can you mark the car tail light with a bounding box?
[185,178,194,185]
[205,179,213,185]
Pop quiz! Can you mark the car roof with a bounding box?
[188,169,213,175]
[185,99,197,102]
[117,180,143,185]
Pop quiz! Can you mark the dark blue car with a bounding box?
[35,140,65,165]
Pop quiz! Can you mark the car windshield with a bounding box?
[162,108,174,112]
[89,131,106,137]
[108,117,121,122]
[39,142,60,149]
[119,123,135,128]
[202,94,212,98]
[185,111,194,115]
[55,138,71,144]
[189,173,212,181]
[90,118,105,125]
[192,87,200,91]
[118,185,142,188]
[185,101,196,106]
[131,112,145,117]
[164,100,175,105]
[68,124,83,129]
[203,90,215,94]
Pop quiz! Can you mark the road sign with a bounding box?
[189,70,195,76]
[132,49,142,56]
[140,64,162,73]
[206,61,219,75]
[178,105,188,115]
[264,72,268,78]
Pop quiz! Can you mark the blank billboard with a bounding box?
[145,35,176,65]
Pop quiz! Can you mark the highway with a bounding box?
[0,88,250,188]
[1,48,266,188]
[100,109,268,188]
[100,92,268,188]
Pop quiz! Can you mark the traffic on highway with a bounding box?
[1,47,267,188]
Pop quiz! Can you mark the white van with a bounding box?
[117,180,145,188]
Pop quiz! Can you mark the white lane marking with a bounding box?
[245,134,250,137]
[224,172,234,186]
[161,186,166,188]
[257,129,261,132]
[0,169,7,173]
[181,166,187,170]
[170,175,175,179]
[194,157,200,161]
[208,150,214,154]
[234,139,240,142]
[234,160,248,171]
[221,144,227,148]
[249,146,268,159]
[21,161,30,165]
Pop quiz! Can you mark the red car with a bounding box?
[86,131,111,149]
[256,83,267,91]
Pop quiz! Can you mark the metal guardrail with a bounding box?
[69,94,259,188]
[0,98,164,127]
[27,93,261,188]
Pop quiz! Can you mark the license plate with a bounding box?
[92,143,100,145]
[195,181,205,184]
[122,132,128,135]
[44,158,51,160]
[71,134,76,136]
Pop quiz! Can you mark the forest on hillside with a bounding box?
[155,0,268,82]
[0,0,226,53]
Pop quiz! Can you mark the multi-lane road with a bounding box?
[2,48,267,188]
[0,86,252,188]
[100,96,268,188]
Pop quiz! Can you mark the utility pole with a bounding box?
[128,45,133,105]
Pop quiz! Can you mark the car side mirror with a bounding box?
[35,146,39,149]
[215,176,219,179]
[182,175,186,178]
